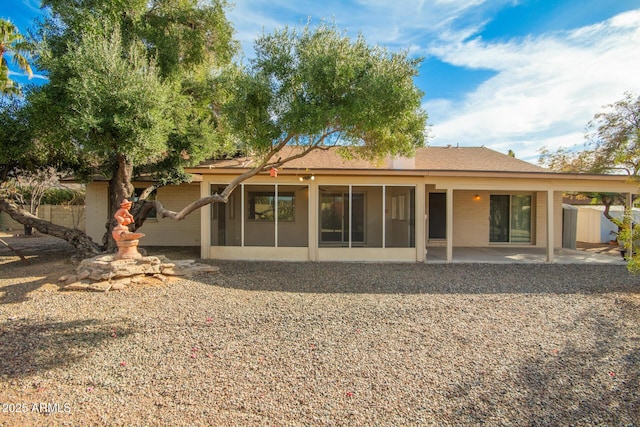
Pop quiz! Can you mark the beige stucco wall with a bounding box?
[85,182,200,246]
[438,190,562,248]
[138,184,201,246]
[451,190,489,247]
[0,205,85,232]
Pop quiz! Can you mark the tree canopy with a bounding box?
[538,92,639,212]
[223,24,426,159]
[0,2,428,255]
[539,92,640,176]
[16,0,238,250]
[149,23,428,221]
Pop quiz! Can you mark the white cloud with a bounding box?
[227,0,504,54]
[427,9,640,160]
[226,2,640,162]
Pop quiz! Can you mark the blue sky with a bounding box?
[4,0,640,162]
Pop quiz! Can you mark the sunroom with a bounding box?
[206,180,418,261]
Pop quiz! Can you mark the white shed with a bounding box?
[576,206,640,243]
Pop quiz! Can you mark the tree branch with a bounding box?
[150,136,328,221]
[0,198,102,255]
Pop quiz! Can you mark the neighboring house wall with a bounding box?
[1,205,86,232]
[85,182,200,246]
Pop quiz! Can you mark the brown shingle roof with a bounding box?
[191,146,549,174]
[414,147,547,172]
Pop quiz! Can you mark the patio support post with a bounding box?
[415,184,426,262]
[546,189,554,263]
[446,188,454,263]
[308,182,318,261]
[201,182,211,259]
[625,192,633,259]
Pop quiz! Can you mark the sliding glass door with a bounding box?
[319,187,366,245]
[490,194,532,243]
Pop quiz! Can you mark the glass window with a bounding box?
[248,191,295,221]
[211,185,241,246]
[511,195,532,243]
[490,194,532,243]
[386,187,415,248]
[320,186,368,246]
[490,195,510,242]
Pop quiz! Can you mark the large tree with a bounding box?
[539,92,639,268]
[540,92,640,175]
[538,92,639,210]
[1,7,427,255]
[5,0,238,252]
[151,23,428,221]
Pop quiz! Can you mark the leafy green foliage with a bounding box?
[26,187,85,205]
[540,92,640,177]
[612,208,640,273]
[63,27,174,165]
[217,23,428,160]
[0,99,32,180]
[586,92,640,176]
[31,0,238,185]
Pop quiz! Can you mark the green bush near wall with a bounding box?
[18,188,86,205]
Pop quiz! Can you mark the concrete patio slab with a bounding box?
[425,246,627,265]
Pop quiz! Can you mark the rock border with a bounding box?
[58,254,219,292]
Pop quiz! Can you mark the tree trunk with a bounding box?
[602,197,622,241]
[0,198,102,255]
[103,154,135,252]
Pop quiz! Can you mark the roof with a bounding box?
[188,146,550,174]
[414,147,547,173]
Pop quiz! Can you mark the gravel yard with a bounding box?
[1,234,639,426]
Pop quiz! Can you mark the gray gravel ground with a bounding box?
[1,236,639,426]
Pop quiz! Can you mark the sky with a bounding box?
[3,0,640,162]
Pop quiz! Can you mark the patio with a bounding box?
[425,245,626,264]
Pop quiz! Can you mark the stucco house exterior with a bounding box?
[84,146,637,263]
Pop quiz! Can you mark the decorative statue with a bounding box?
[114,199,135,227]
[112,199,145,259]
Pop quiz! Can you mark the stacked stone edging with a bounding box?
[59,254,219,292]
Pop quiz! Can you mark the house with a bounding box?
[84,146,638,263]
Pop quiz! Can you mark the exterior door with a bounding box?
[490,195,510,242]
[428,193,446,239]
[490,194,532,243]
